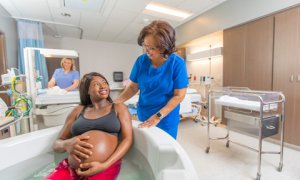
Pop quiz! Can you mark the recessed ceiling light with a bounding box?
[144,2,192,21]
[61,13,71,17]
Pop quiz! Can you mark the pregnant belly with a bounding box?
[68,130,118,169]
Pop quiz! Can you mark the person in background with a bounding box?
[114,20,188,139]
[48,58,80,91]
[45,72,133,180]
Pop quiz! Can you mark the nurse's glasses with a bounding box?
[142,43,158,52]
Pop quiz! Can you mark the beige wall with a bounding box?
[181,31,223,98]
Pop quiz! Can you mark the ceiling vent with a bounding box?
[63,0,105,13]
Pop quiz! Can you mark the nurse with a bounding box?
[48,58,80,91]
[114,20,188,139]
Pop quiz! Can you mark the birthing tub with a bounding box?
[0,121,198,180]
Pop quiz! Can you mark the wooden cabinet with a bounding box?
[223,6,300,146]
[223,25,246,87]
[245,16,274,90]
[223,16,274,90]
[273,7,300,146]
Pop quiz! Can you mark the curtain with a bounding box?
[17,19,48,88]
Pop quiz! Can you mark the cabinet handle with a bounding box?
[265,125,275,130]
[297,75,300,82]
[290,75,294,82]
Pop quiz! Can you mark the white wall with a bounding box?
[0,5,17,68]
[176,0,300,45]
[44,35,142,86]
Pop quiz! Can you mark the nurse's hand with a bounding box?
[138,115,160,128]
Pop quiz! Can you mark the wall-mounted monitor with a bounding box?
[113,72,123,82]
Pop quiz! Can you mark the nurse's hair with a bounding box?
[137,20,176,58]
[79,72,113,106]
[61,58,76,71]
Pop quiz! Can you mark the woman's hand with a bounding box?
[138,115,160,128]
[64,135,93,163]
[76,161,108,177]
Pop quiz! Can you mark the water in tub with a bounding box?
[0,147,154,180]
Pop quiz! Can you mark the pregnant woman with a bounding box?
[45,72,133,180]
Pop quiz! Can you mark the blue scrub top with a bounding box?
[130,53,188,138]
[53,68,80,89]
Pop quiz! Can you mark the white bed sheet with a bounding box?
[35,90,80,105]
[124,89,202,114]
[214,95,277,112]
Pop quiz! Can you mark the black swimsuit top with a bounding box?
[71,103,121,136]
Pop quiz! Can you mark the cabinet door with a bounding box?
[223,25,246,87]
[274,7,299,145]
[295,8,300,146]
[245,16,274,90]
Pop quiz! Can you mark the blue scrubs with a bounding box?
[130,53,188,139]
[53,68,80,89]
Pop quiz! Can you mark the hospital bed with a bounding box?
[205,87,285,180]
[125,88,202,121]
[34,89,80,127]
[23,48,80,130]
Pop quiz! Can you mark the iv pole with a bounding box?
[199,45,219,126]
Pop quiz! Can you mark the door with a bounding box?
[245,16,274,91]
[0,33,10,105]
[294,7,300,146]
[223,25,246,87]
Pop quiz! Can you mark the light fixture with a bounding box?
[143,2,192,21]
[186,46,223,61]
[39,48,78,58]
[61,13,71,17]
[63,0,105,13]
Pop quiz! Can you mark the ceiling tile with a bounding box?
[0,0,228,43]
[80,11,106,39]
[0,0,22,17]
[50,8,81,26]
[55,25,81,39]
[115,0,150,13]
[12,0,52,20]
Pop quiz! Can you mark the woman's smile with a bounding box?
[99,89,108,95]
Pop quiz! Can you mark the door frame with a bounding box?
[0,32,10,105]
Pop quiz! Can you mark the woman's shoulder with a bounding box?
[71,105,85,116]
[71,70,80,74]
[171,53,185,62]
[113,102,128,112]
[170,53,186,66]
[54,68,63,72]
[137,53,149,62]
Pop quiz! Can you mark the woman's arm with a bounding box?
[139,88,187,128]
[53,105,93,161]
[114,81,139,103]
[77,103,133,176]
[48,77,56,88]
[65,79,80,91]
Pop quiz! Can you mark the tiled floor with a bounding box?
[177,119,300,180]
